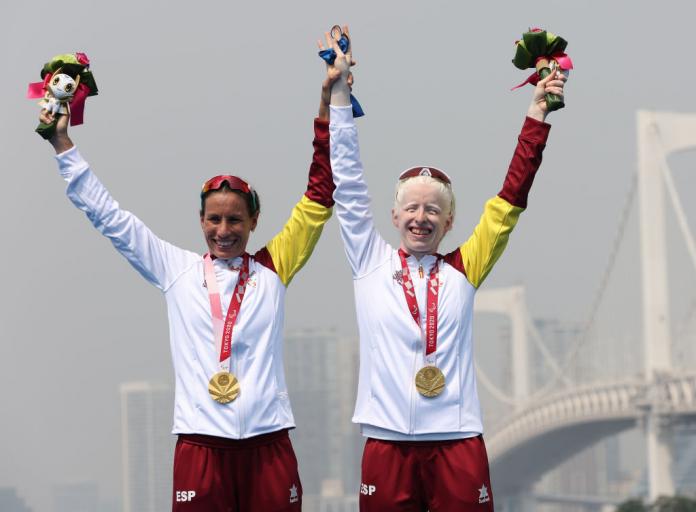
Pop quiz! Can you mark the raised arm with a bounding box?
[324,26,390,278]
[256,73,338,286]
[41,110,196,291]
[447,70,567,288]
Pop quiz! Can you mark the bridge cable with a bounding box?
[675,296,696,348]
[523,313,572,386]
[530,170,638,397]
[658,142,696,279]
[475,366,517,406]
[656,133,696,361]
[475,308,572,404]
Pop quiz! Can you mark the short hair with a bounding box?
[394,175,456,218]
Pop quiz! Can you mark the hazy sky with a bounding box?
[3,1,696,510]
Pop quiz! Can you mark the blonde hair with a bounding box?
[394,175,456,218]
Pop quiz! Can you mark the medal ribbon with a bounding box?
[397,249,440,364]
[203,253,250,372]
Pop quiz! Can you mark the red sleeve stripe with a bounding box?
[443,248,467,277]
[498,116,550,209]
[304,118,335,208]
[254,247,276,274]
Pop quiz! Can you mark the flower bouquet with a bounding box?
[512,29,572,112]
[27,52,98,139]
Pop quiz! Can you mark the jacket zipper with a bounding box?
[409,259,421,435]
[409,342,419,434]
[235,348,246,437]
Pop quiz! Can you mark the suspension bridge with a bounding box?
[474,111,696,510]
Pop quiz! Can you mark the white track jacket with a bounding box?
[329,106,550,440]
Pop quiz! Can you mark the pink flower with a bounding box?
[75,52,90,66]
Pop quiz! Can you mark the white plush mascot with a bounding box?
[41,72,77,116]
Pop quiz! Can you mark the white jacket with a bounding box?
[55,119,334,439]
[329,106,550,440]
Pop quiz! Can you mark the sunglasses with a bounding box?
[398,166,452,185]
[201,175,258,212]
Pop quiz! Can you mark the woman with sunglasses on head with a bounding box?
[322,27,567,511]
[39,67,343,511]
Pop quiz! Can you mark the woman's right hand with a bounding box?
[318,25,354,108]
[325,25,353,78]
[40,109,74,153]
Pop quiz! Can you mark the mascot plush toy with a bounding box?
[27,52,98,139]
[43,73,78,116]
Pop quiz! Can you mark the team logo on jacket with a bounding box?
[392,270,404,285]
[289,484,299,503]
[478,484,490,503]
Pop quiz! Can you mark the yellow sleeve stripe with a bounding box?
[460,196,523,289]
[265,195,332,287]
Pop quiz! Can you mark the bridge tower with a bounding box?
[475,286,534,511]
[637,110,696,499]
[475,286,530,407]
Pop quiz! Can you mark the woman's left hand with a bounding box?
[318,25,355,118]
[527,68,567,122]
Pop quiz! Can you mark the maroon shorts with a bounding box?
[359,435,494,511]
[172,429,302,511]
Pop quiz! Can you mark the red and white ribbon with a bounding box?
[203,253,250,372]
[398,250,440,366]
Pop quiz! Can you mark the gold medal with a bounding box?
[415,366,445,397]
[208,371,240,404]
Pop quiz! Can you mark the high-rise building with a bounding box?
[120,381,175,512]
[0,487,32,512]
[284,328,362,501]
[674,422,696,494]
